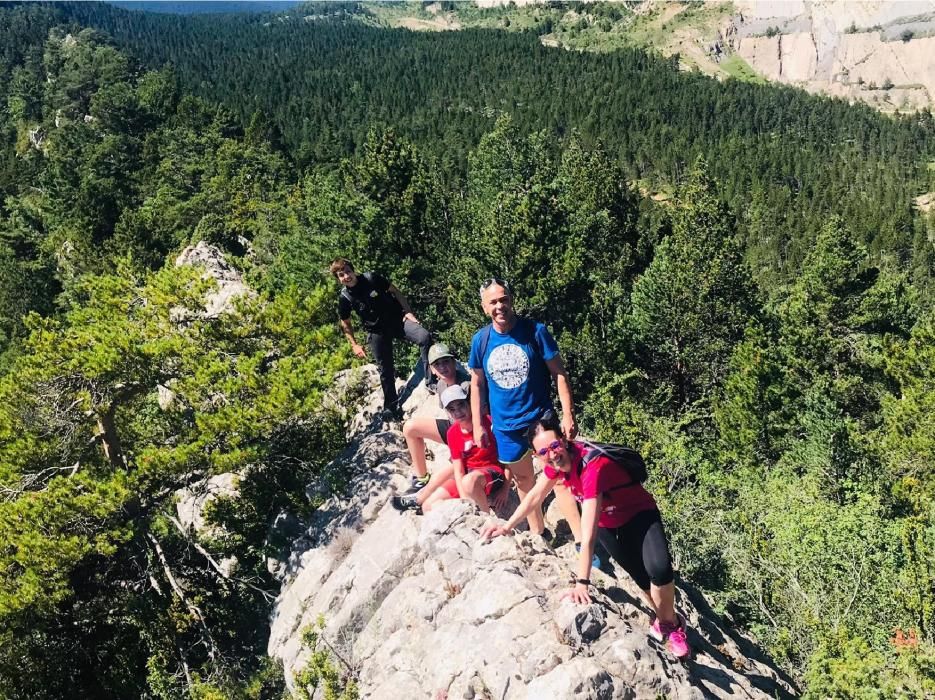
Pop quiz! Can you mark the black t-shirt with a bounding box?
[337,272,403,333]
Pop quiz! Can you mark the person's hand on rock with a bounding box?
[479,521,511,541]
[560,583,592,605]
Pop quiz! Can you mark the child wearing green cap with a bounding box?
[399,343,471,495]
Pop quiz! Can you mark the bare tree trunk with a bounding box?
[167,515,275,602]
[147,533,219,663]
[97,405,126,469]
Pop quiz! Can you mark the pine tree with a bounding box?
[629,159,760,412]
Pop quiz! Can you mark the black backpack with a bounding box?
[578,438,647,487]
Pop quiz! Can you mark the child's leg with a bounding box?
[421,486,453,513]
[552,481,582,541]
[416,463,455,506]
[460,471,489,511]
[402,416,446,478]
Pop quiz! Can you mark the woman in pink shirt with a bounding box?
[480,414,690,659]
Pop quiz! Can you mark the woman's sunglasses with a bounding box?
[536,440,564,457]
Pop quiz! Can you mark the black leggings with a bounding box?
[597,509,674,591]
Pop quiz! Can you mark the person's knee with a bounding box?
[633,574,652,592]
[458,471,479,490]
[512,470,535,491]
[644,520,675,586]
[375,357,394,378]
[646,554,674,587]
[404,418,437,441]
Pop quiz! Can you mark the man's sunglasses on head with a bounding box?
[479,277,511,294]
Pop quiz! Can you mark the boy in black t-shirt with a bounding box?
[331,258,433,418]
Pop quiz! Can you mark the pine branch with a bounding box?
[167,514,276,603]
[147,532,219,662]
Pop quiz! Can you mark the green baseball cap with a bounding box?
[428,343,455,365]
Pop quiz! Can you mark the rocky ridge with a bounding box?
[266,369,798,699]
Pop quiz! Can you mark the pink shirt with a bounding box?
[544,442,656,528]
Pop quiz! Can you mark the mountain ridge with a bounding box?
[266,371,799,699]
[361,0,935,112]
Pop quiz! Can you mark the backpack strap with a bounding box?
[478,323,493,365]
[478,317,545,363]
[578,438,639,489]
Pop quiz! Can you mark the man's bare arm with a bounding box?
[470,368,489,447]
[340,318,367,359]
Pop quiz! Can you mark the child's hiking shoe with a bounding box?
[404,474,430,494]
[574,542,602,569]
[391,493,421,513]
[649,616,666,642]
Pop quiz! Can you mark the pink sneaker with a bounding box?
[665,617,691,660]
[649,615,691,659]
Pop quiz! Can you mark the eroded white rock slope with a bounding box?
[268,367,797,699]
[730,0,935,110]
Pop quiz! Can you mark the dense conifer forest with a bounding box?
[8,2,935,285]
[1,2,934,698]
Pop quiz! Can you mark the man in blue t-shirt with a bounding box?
[468,279,577,535]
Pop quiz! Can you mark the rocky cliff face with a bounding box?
[267,369,798,699]
[727,0,935,111]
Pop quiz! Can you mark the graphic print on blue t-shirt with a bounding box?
[469,318,559,432]
[487,343,530,389]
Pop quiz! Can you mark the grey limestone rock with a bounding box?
[268,373,798,699]
[174,241,254,319]
[176,472,240,536]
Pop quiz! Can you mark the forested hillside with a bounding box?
[1,2,934,698]
[108,2,302,14]
[20,0,935,292]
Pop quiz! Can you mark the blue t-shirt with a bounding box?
[468,318,559,431]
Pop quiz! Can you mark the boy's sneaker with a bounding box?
[405,474,430,494]
[575,542,602,570]
[391,493,421,512]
